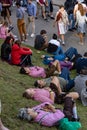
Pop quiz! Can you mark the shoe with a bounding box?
[44,18,48,21]
[62,41,65,46]
[25,39,28,42]
[50,16,54,19]
[30,33,35,38]
[78,42,84,45]
[13,34,17,38]
[21,41,25,44]
[68,29,74,31]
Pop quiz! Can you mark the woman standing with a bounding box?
[76,3,87,45]
[53,5,69,45]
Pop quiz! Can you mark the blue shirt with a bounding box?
[27,3,36,17]
[16,7,25,19]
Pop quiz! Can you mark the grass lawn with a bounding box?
[0,39,87,130]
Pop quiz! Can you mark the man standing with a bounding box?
[26,0,36,38]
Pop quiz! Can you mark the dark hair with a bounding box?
[84,52,87,57]
[34,80,40,87]
[3,36,14,44]
[16,2,21,6]
[15,40,21,47]
[40,30,47,35]
[59,5,64,9]
[52,33,57,40]
[23,92,31,99]
[20,67,26,74]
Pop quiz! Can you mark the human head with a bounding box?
[52,33,57,40]
[18,107,33,121]
[23,88,35,99]
[78,3,84,16]
[16,2,21,7]
[3,36,14,44]
[59,5,64,11]
[40,30,47,35]
[20,67,30,74]
[14,40,21,47]
[34,80,46,88]
[3,20,8,27]
[27,0,32,4]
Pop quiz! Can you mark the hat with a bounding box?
[17,108,33,121]
[81,88,87,106]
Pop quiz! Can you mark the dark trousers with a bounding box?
[20,55,32,66]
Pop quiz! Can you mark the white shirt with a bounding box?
[49,39,60,46]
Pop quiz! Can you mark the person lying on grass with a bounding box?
[34,67,75,92]
[23,76,79,104]
[20,60,61,78]
[18,101,81,127]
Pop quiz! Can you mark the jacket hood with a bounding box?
[12,44,20,51]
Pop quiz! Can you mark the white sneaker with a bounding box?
[26,33,29,36]
[13,35,17,38]
[30,33,35,38]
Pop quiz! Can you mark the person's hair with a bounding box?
[20,67,26,74]
[52,33,57,39]
[3,36,14,44]
[3,20,8,27]
[40,30,47,35]
[84,52,87,57]
[34,80,40,88]
[16,2,21,6]
[59,5,64,9]
[78,3,85,16]
[14,40,21,47]
[23,92,31,99]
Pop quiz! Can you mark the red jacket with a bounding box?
[11,44,32,65]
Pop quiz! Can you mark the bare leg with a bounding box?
[52,60,61,74]
[0,119,9,130]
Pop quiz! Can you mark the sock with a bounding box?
[73,106,78,119]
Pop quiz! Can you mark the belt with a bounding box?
[28,15,32,16]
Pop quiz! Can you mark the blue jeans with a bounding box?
[52,46,64,55]
[68,13,75,29]
[64,47,78,60]
[59,67,74,91]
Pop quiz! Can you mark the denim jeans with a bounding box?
[64,47,78,60]
[68,13,75,29]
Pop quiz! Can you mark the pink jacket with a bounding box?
[33,102,65,127]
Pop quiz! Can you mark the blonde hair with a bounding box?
[78,3,85,16]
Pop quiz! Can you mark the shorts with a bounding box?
[37,3,45,13]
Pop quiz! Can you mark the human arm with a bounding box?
[20,47,32,55]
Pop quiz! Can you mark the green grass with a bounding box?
[0,40,87,130]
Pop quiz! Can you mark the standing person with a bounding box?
[36,0,47,20]
[76,3,87,45]
[53,5,69,45]
[64,0,76,31]
[26,0,36,38]
[0,0,12,26]
[16,2,27,42]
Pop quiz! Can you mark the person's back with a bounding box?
[1,42,11,61]
[34,34,45,50]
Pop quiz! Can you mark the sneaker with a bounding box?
[13,34,17,38]
[30,33,35,38]
[78,42,84,45]
[62,41,65,46]
[25,39,28,42]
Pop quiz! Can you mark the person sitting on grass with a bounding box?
[11,40,33,66]
[1,36,14,62]
[34,29,48,51]
[20,60,61,78]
